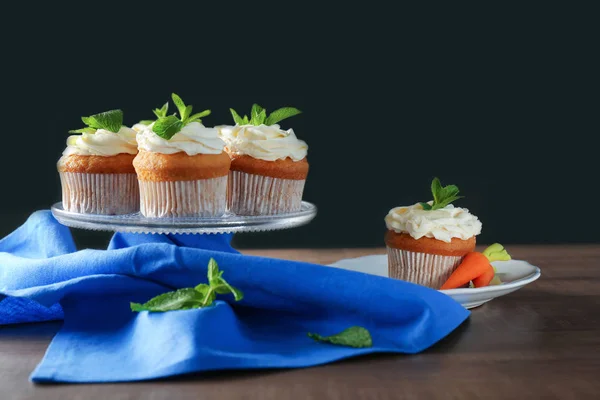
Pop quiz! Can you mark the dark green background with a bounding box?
[0,5,595,248]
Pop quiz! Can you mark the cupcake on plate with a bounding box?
[57,109,139,215]
[384,178,482,289]
[133,93,230,218]
[218,104,308,215]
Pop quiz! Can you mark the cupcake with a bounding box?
[57,109,139,215]
[384,178,482,289]
[133,93,230,218]
[218,104,308,215]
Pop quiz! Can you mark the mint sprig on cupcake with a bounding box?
[69,109,123,134]
[138,102,170,125]
[420,177,464,210]
[230,104,302,126]
[152,93,211,140]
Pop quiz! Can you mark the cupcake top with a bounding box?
[137,121,225,156]
[63,109,138,156]
[385,178,482,243]
[218,104,307,162]
[136,93,225,156]
[218,124,308,161]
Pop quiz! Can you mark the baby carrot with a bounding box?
[440,252,490,290]
[472,263,495,288]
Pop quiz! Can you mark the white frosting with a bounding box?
[62,127,138,156]
[385,203,482,243]
[132,123,148,133]
[218,124,308,161]
[137,122,225,156]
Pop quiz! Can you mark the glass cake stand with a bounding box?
[51,202,317,235]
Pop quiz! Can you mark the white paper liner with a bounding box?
[59,172,139,215]
[387,246,464,289]
[138,177,227,218]
[227,170,305,216]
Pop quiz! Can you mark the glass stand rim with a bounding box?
[50,201,317,235]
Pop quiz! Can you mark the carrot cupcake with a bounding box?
[57,109,139,215]
[384,178,482,289]
[218,104,308,215]
[134,93,230,218]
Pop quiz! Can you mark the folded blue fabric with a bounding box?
[0,211,469,383]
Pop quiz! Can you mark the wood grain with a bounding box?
[1,245,599,399]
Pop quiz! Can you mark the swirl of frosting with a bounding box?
[62,127,138,156]
[385,203,482,243]
[218,124,308,161]
[136,122,225,156]
[132,123,148,133]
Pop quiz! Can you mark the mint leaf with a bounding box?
[207,258,243,301]
[187,110,211,124]
[80,109,123,133]
[130,288,203,312]
[138,120,154,125]
[153,115,184,140]
[207,258,220,285]
[153,102,169,119]
[242,115,250,125]
[194,283,216,307]
[431,178,443,205]
[424,177,464,211]
[265,107,302,126]
[251,104,265,125]
[253,109,267,126]
[132,258,243,313]
[172,93,187,119]
[68,127,97,134]
[420,202,432,210]
[308,326,373,348]
[230,108,244,125]
[182,105,193,122]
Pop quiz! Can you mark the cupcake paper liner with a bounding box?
[227,170,305,216]
[59,172,139,215]
[387,246,464,289]
[138,177,227,218]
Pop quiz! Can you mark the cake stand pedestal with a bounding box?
[51,202,317,235]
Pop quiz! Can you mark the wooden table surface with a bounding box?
[1,245,599,399]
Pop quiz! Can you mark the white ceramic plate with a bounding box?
[328,255,541,309]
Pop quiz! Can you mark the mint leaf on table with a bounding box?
[130,258,243,313]
[421,177,464,211]
[308,326,373,348]
[130,288,203,312]
[194,283,217,307]
[229,105,302,126]
[153,115,185,140]
[207,258,244,301]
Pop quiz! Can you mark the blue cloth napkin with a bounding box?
[0,211,469,383]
